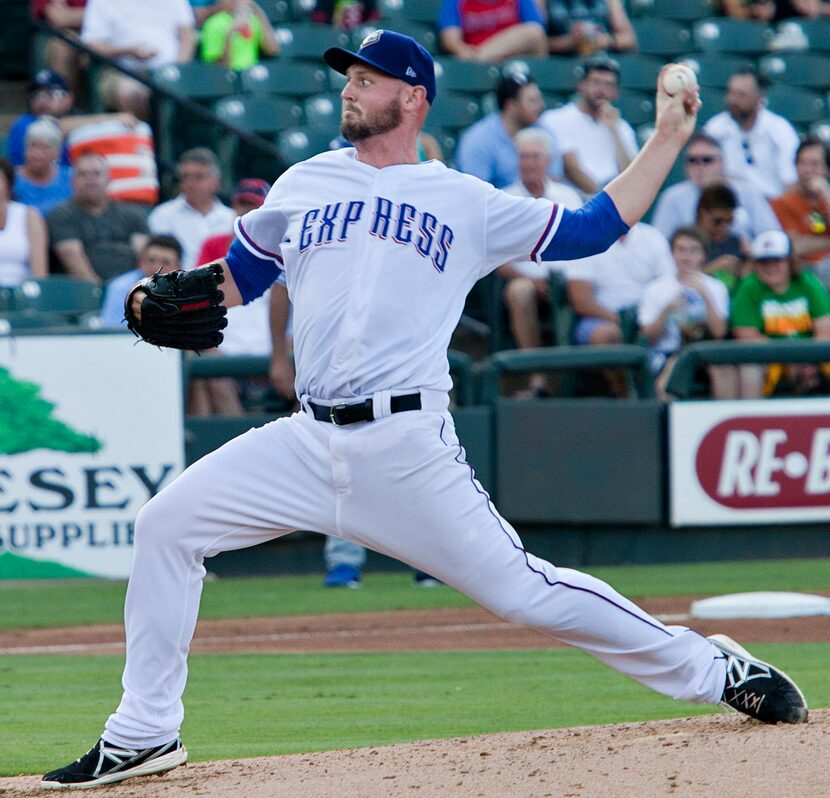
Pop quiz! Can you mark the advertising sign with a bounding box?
[670,399,830,526]
[0,333,184,578]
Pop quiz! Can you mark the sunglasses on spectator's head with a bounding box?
[686,155,717,165]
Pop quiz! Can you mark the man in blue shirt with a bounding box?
[455,72,561,188]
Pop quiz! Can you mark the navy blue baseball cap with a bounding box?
[324,29,436,104]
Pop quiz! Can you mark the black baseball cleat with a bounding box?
[709,634,808,724]
[41,737,187,789]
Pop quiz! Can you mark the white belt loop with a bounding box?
[373,389,393,419]
[299,394,313,415]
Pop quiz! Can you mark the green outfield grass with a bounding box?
[2,644,828,777]
[1,558,828,631]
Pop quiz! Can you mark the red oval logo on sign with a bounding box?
[696,415,830,509]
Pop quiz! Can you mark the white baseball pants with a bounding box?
[104,397,726,747]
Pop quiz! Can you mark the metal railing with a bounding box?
[665,339,830,399]
[32,20,285,191]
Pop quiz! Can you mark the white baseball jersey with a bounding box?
[235,148,563,400]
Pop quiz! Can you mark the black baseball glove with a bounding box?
[124,263,228,351]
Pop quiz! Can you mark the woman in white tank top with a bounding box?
[0,157,48,287]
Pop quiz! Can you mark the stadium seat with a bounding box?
[809,119,830,146]
[616,90,655,127]
[631,18,694,57]
[630,0,716,20]
[13,278,103,316]
[215,95,303,134]
[616,54,664,93]
[692,18,774,55]
[255,0,293,24]
[400,0,443,25]
[277,127,339,165]
[428,92,482,131]
[0,310,74,332]
[696,86,726,124]
[435,59,500,95]
[240,60,330,96]
[509,56,582,95]
[0,286,14,312]
[759,52,830,91]
[303,93,343,135]
[787,18,830,52]
[274,23,350,59]
[422,125,457,164]
[152,63,238,102]
[677,52,753,89]
[764,84,827,128]
[289,0,315,19]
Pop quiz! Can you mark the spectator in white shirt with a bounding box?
[538,54,637,195]
[566,222,674,346]
[651,132,782,243]
[498,128,582,396]
[81,0,196,120]
[703,67,800,199]
[148,148,236,271]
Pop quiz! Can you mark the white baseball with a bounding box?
[662,64,697,96]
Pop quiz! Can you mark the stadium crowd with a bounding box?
[3,0,830,417]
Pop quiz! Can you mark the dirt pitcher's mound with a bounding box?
[4,710,828,798]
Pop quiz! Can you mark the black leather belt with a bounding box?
[307,393,421,426]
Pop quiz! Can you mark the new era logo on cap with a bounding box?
[406,67,417,78]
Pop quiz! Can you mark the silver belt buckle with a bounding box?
[330,403,347,426]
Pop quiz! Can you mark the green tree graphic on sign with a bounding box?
[0,367,102,454]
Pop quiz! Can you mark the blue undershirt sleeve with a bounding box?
[224,237,284,304]
[539,190,630,261]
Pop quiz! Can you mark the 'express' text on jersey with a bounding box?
[298,197,455,272]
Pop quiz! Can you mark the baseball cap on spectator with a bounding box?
[751,230,791,260]
[29,69,69,93]
[324,29,436,104]
[232,178,269,207]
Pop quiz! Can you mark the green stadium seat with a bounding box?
[435,59,501,95]
[786,18,830,52]
[428,92,482,131]
[617,90,655,127]
[240,60,330,96]
[692,18,775,55]
[809,119,830,147]
[759,52,830,91]
[0,310,74,331]
[277,127,339,165]
[289,0,315,19]
[616,54,664,93]
[400,0,443,25]
[696,86,726,124]
[422,125,457,164]
[14,278,103,315]
[508,56,582,95]
[303,93,343,135]
[676,53,753,89]
[631,18,694,57]
[152,63,238,101]
[0,286,14,312]
[765,84,827,128]
[274,23,350,59]
[630,0,715,20]
[215,95,303,134]
[255,0,293,24]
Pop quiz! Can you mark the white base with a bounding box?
[691,591,830,620]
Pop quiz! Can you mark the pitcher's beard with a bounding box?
[341,99,402,142]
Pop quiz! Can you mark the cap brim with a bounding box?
[324,46,399,82]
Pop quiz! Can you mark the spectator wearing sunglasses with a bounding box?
[651,132,781,243]
[703,68,799,199]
